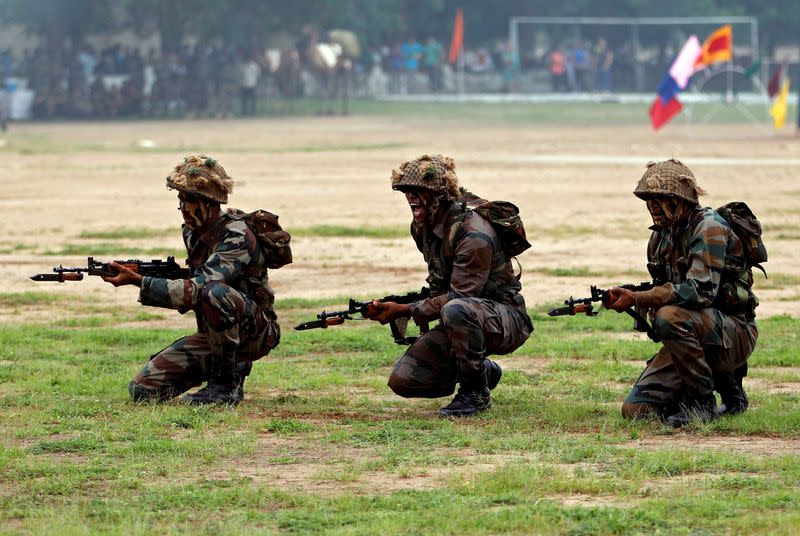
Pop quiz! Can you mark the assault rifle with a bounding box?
[30,256,190,282]
[547,282,661,342]
[295,287,430,345]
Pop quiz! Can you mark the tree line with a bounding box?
[1,0,797,56]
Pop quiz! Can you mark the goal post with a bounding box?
[508,16,759,93]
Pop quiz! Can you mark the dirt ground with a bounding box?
[2,116,800,502]
[2,117,799,318]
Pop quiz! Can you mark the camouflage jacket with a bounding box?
[139,208,274,320]
[635,206,747,311]
[408,200,524,324]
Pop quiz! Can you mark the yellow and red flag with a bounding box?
[695,25,733,69]
[770,78,791,129]
[448,8,464,64]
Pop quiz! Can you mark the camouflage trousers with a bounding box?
[129,282,280,402]
[388,296,532,398]
[624,305,757,412]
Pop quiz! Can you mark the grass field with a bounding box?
[1,101,800,534]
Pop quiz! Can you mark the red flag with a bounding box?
[649,96,683,130]
[694,25,733,69]
[767,64,784,98]
[448,8,464,64]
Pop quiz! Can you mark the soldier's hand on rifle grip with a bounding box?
[101,261,144,288]
[366,301,410,325]
[605,287,636,312]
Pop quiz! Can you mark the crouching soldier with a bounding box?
[103,154,285,405]
[606,159,759,427]
[365,154,533,417]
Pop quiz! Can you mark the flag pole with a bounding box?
[458,42,465,98]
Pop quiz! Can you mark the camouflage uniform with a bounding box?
[129,156,280,401]
[388,157,532,399]
[624,161,758,415]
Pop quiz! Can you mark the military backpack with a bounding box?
[458,189,532,258]
[715,202,768,276]
[227,209,293,269]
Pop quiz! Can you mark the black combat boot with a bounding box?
[715,363,749,416]
[664,394,718,428]
[184,361,252,406]
[438,376,492,418]
[484,359,503,390]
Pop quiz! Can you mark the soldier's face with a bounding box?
[178,192,211,230]
[404,190,429,224]
[645,198,666,227]
[645,197,682,227]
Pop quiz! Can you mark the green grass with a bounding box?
[533,267,601,278]
[292,225,408,239]
[0,291,62,307]
[754,272,800,290]
[0,295,799,533]
[78,227,176,240]
[43,243,184,258]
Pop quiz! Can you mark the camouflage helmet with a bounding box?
[390,154,460,200]
[166,154,234,204]
[633,158,705,204]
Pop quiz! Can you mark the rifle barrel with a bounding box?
[30,273,84,282]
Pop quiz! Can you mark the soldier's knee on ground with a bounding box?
[128,380,170,402]
[621,401,661,420]
[387,372,415,398]
[387,369,455,399]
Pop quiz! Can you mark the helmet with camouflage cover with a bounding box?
[390,154,460,201]
[633,158,705,204]
[166,154,234,204]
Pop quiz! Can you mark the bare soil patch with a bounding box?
[552,494,639,508]
[196,434,498,496]
[2,119,798,320]
[747,377,800,395]
[626,434,800,457]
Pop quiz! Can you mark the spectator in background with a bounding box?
[78,45,97,86]
[467,48,494,73]
[402,36,423,93]
[240,52,260,116]
[549,45,566,92]
[572,41,591,91]
[0,49,11,130]
[499,41,519,92]
[142,49,157,115]
[594,37,614,93]
[794,89,800,136]
[423,36,444,93]
[387,41,404,94]
[564,45,578,92]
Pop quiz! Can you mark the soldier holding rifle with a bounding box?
[365,154,533,417]
[605,159,759,427]
[101,155,285,405]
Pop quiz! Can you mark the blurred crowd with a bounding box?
[0,44,278,119]
[0,32,773,122]
[546,37,617,93]
[376,36,521,93]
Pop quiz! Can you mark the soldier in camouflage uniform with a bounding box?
[102,155,281,405]
[365,154,533,417]
[606,159,757,427]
